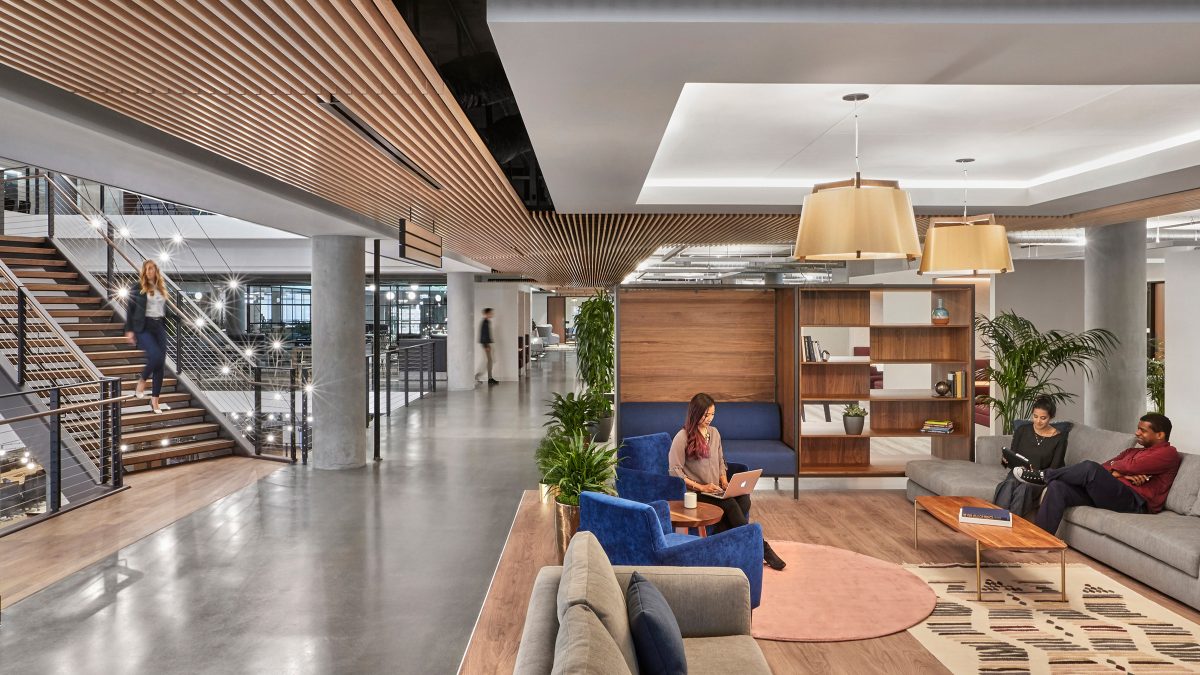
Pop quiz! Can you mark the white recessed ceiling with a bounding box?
[489,2,1200,215]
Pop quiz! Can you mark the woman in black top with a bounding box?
[993,396,1069,515]
[124,260,171,414]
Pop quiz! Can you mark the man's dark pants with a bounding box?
[1035,460,1145,534]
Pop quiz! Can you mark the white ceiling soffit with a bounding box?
[489,1,1200,214]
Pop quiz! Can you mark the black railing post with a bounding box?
[301,375,309,465]
[386,349,392,416]
[48,388,61,512]
[16,288,26,386]
[418,345,425,398]
[100,378,111,483]
[253,365,262,455]
[404,351,410,408]
[365,355,371,428]
[105,220,115,299]
[111,378,123,488]
[289,367,297,463]
[372,240,381,461]
[45,171,55,238]
[429,341,436,392]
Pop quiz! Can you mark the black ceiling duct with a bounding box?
[483,115,533,165]
[440,52,513,109]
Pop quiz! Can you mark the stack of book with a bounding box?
[958,506,1012,527]
[945,369,969,398]
[921,419,955,434]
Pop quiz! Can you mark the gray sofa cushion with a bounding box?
[516,567,564,675]
[1164,452,1200,515]
[558,532,640,674]
[682,636,772,674]
[1063,424,1135,465]
[553,604,633,675]
[905,459,1007,501]
[1065,507,1200,575]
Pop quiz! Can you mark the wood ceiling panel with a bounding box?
[0,1,1190,286]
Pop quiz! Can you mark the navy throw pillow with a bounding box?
[625,571,687,675]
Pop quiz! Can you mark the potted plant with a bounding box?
[540,430,619,562]
[843,402,868,435]
[574,291,615,396]
[975,311,1118,433]
[1147,338,1165,414]
[544,391,593,437]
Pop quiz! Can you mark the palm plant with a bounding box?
[574,291,615,393]
[1147,338,1165,414]
[974,311,1118,433]
[540,430,619,506]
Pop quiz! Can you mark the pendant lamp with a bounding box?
[794,93,921,261]
[917,159,1015,276]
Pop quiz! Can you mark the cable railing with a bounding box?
[366,341,437,422]
[0,377,124,537]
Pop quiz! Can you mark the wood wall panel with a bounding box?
[546,296,565,341]
[619,288,775,403]
[800,438,870,466]
[775,288,796,449]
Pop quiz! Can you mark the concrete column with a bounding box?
[311,235,366,469]
[1084,220,1146,431]
[447,272,475,390]
[1166,249,1200,441]
[226,287,245,337]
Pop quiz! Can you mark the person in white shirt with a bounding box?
[123,260,171,414]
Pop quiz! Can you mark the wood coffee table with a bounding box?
[667,500,724,537]
[914,495,1068,601]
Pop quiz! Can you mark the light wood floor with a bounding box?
[0,457,284,610]
[461,489,1200,675]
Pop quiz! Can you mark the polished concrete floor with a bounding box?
[0,356,564,674]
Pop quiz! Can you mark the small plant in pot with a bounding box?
[581,389,614,443]
[842,402,868,435]
[540,430,619,562]
[544,391,594,437]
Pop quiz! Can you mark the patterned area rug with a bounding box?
[905,563,1200,673]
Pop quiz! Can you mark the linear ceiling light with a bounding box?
[794,93,920,261]
[918,159,1014,276]
[317,96,443,191]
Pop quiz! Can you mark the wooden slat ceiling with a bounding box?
[0,1,1192,287]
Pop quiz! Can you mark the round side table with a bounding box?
[667,500,724,537]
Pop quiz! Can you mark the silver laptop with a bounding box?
[709,469,763,499]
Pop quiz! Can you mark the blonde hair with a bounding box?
[139,259,167,297]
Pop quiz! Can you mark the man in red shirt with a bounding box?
[1014,413,1181,535]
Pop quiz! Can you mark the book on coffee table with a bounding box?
[958,506,1012,527]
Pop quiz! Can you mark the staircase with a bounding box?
[0,235,240,470]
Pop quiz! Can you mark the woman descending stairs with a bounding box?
[0,235,241,471]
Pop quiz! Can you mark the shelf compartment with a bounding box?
[800,289,869,326]
[800,363,870,399]
[871,326,970,362]
[798,436,869,467]
[870,399,968,435]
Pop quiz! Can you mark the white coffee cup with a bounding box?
[683,492,697,509]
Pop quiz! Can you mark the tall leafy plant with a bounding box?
[975,311,1118,433]
[574,291,615,394]
[540,430,618,507]
[1147,338,1165,414]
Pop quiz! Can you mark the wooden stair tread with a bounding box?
[122,407,207,425]
[12,270,78,279]
[48,309,114,317]
[0,246,57,255]
[98,364,145,375]
[59,323,124,331]
[120,378,176,388]
[121,392,190,407]
[121,423,220,444]
[0,235,47,243]
[75,336,132,345]
[25,283,90,292]
[122,439,235,465]
[1,258,68,267]
[82,349,143,361]
[20,352,90,364]
[33,296,104,305]
[22,367,97,379]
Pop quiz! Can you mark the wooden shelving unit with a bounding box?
[798,286,975,477]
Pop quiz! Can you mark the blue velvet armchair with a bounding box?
[579,492,764,607]
[615,432,750,507]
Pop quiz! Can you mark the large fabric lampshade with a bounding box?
[918,214,1015,276]
[793,175,921,261]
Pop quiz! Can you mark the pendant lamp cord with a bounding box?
[962,165,969,220]
[853,99,861,175]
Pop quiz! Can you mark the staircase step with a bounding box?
[1,258,68,267]
[60,323,124,331]
[83,349,143,361]
[0,235,47,244]
[0,246,57,255]
[122,392,190,408]
[25,283,91,292]
[121,422,220,445]
[75,336,132,346]
[48,309,114,318]
[122,407,208,426]
[98,364,145,375]
[122,439,235,466]
[33,296,104,305]
[120,378,177,389]
[12,270,78,279]
[23,366,96,380]
[21,352,89,364]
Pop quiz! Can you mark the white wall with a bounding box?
[994,260,1087,423]
[473,282,523,381]
[1165,250,1200,447]
[532,291,549,325]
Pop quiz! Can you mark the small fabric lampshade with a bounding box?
[918,214,1015,276]
[794,176,921,261]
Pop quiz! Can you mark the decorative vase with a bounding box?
[587,417,614,443]
[554,500,581,563]
[539,483,554,502]
[843,415,865,435]
[931,298,951,326]
[933,381,951,397]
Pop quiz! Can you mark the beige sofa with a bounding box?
[514,531,771,674]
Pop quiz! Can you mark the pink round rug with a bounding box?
[752,541,936,642]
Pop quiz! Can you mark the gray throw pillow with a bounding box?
[558,531,640,673]
[553,604,634,675]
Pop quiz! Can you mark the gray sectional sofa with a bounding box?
[906,423,1200,610]
[514,531,771,674]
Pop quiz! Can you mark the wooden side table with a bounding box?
[667,500,724,537]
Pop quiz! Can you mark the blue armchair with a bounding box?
[579,492,764,607]
[615,432,749,507]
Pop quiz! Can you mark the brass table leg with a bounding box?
[913,500,919,549]
[1061,549,1067,602]
[976,540,983,602]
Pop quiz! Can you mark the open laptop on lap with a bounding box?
[706,469,763,499]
